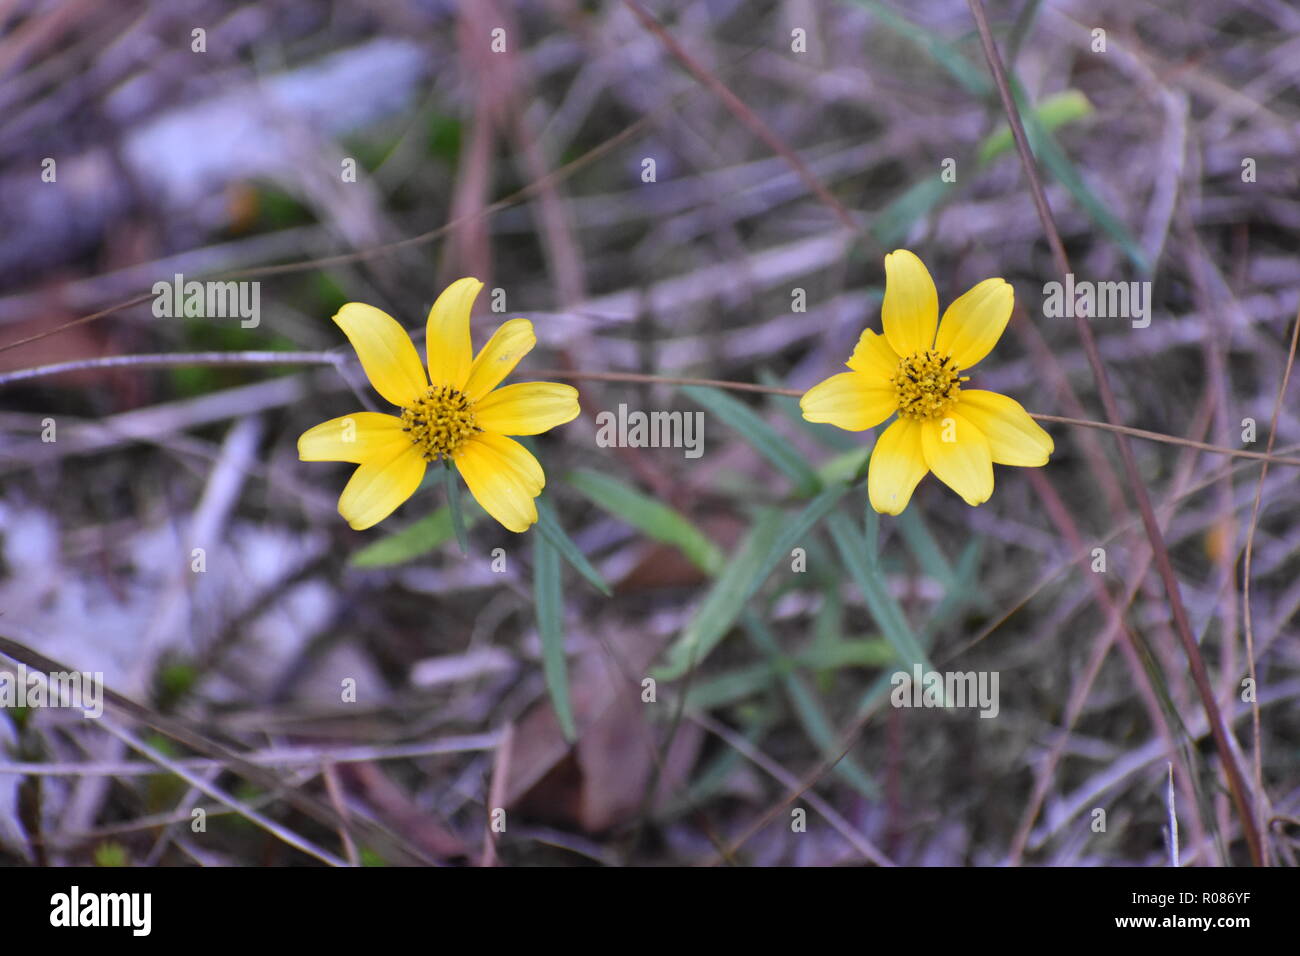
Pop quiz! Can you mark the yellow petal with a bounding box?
[334,303,427,408]
[800,371,896,431]
[920,412,993,507]
[463,318,537,401]
[454,433,544,533]
[881,249,938,357]
[474,382,580,436]
[935,277,1013,370]
[868,417,928,515]
[846,328,900,381]
[426,277,482,390]
[337,444,427,530]
[956,389,1054,466]
[298,412,408,463]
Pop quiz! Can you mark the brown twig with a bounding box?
[1240,303,1300,864]
[0,112,656,357]
[6,355,1300,470]
[0,632,433,866]
[621,0,857,230]
[966,0,1263,865]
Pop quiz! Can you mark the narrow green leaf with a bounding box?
[744,611,879,797]
[976,89,1092,165]
[534,497,612,596]
[566,469,723,575]
[759,482,850,581]
[817,446,870,486]
[871,177,952,247]
[862,502,880,563]
[845,0,990,96]
[441,462,469,556]
[800,638,895,670]
[655,509,787,680]
[873,91,1093,248]
[897,507,955,590]
[681,385,821,497]
[533,532,576,742]
[810,583,843,660]
[1017,88,1150,273]
[655,486,847,680]
[919,537,983,643]
[348,502,483,568]
[684,662,779,711]
[829,518,934,678]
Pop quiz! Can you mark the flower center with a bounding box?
[890,349,968,421]
[401,385,481,461]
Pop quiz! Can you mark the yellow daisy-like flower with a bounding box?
[800,249,1053,515]
[298,278,580,532]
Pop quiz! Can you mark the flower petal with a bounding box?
[337,444,427,530]
[935,277,1013,370]
[956,389,1054,466]
[463,318,537,401]
[474,382,580,436]
[800,371,896,431]
[426,277,481,390]
[846,328,900,382]
[454,433,544,533]
[334,303,427,408]
[298,412,408,463]
[881,249,938,357]
[868,417,928,515]
[920,412,993,507]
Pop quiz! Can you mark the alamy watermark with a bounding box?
[0,664,103,718]
[594,403,704,459]
[152,273,260,328]
[50,886,150,936]
[890,664,1000,718]
[1042,273,1151,329]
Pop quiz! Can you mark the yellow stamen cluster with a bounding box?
[401,385,481,461]
[891,349,968,420]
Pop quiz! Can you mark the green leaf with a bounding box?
[656,485,849,680]
[845,0,990,96]
[871,177,952,247]
[533,531,576,742]
[566,469,723,574]
[800,638,895,670]
[873,91,1093,248]
[897,507,955,590]
[919,537,983,644]
[817,446,870,486]
[655,509,788,680]
[744,611,878,798]
[976,89,1092,165]
[685,662,780,711]
[441,462,469,556]
[681,385,821,497]
[862,502,880,562]
[757,481,850,583]
[1021,103,1150,273]
[535,497,612,596]
[829,518,934,678]
[348,502,483,568]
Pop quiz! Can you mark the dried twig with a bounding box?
[966,0,1263,865]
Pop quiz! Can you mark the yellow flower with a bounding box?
[298,278,580,532]
[800,250,1053,514]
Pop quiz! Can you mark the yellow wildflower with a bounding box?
[801,250,1053,514]
[299,278,580,532]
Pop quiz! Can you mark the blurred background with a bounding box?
[0,0,1297,866]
